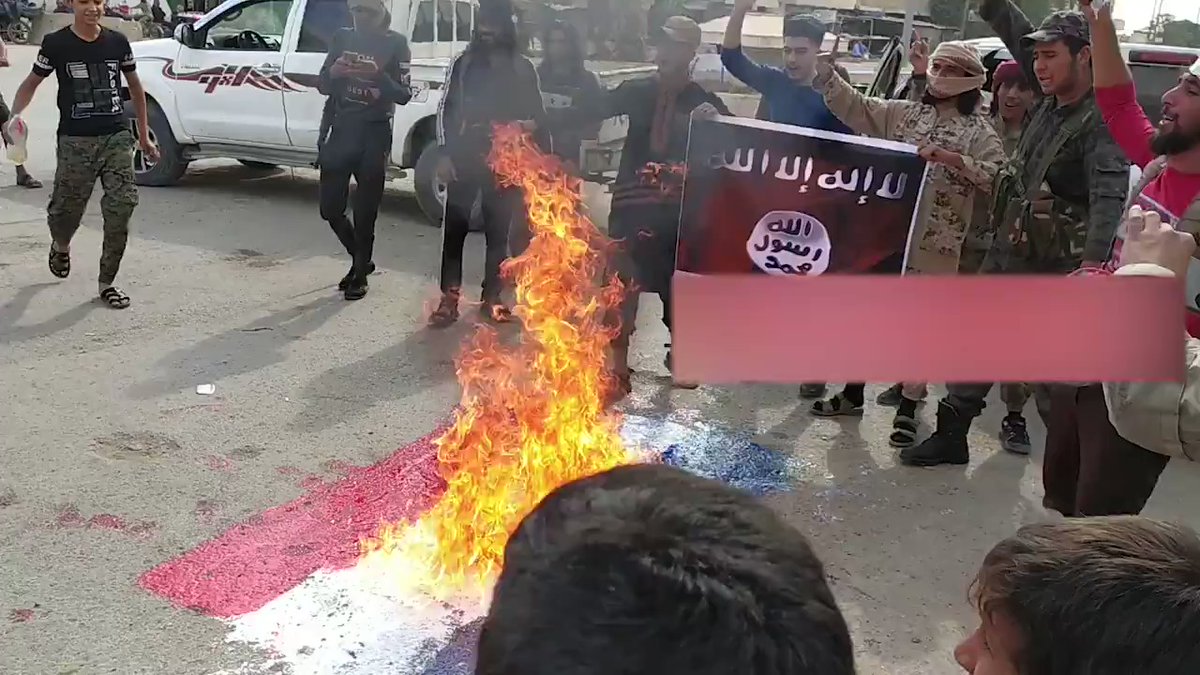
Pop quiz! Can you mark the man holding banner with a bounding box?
[597,16,732,403]
[805,42,1005,456]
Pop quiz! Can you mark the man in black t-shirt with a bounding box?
[316,0,411,301]
[7,0,158,310]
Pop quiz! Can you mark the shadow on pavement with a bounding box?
[291,323,463,434]
[126,295,348,400]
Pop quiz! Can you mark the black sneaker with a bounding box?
[338,262,376,291]
[344,276,368,300]
[999,414,1032,455]
[875,383,903,407]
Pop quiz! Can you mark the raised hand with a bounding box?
[908,39,929,75]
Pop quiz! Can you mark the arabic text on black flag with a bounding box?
[676,117,927,277]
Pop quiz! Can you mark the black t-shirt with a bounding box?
[317,28,411,124]
[33,27,135,137]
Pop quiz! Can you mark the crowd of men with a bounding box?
[3,0,1200,670]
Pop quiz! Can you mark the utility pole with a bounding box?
[959,0,971,39]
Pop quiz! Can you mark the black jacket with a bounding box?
[317,27,411,125]
[436,46,550,165]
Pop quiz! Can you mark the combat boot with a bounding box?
[899,400,970,467]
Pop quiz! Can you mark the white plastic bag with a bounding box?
[4,115,29,165]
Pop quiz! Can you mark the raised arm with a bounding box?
[978,0,1037,89]
[1083,0,1156,168]
[812,61,907,139]
[720,0,774,92]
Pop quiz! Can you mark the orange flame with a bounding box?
[362,124,636,598]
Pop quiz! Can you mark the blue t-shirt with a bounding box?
[720,46,853,135]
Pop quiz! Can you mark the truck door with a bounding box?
[282,0,350,149]
[170,0,297,145]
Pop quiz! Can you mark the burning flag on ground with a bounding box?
[135,125,806,674]
[361,124,638,598]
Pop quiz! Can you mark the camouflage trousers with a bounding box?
[48,131,139,285]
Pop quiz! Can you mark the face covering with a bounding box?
[926,71,986,99]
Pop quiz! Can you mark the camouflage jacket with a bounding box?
[978,0,1130,273]
[817,69,1005,275]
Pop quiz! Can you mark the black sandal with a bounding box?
[889,414,919,448]
[811,393,864,417]
[48,247,70,279]
[428,294,460,328]
[338,262,376,291]
[17,174,42,189]
[99,286,131,310]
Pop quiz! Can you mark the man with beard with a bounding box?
[905,4,1130,468]
[722,0,853,402]
[1032,0,1200,517]
[597,16,731,402]
[429,0,548,327]
[536,20,602,173]
[808,41,1005,453]
[316,0,411,301]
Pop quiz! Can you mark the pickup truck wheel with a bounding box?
[134,103,187,187]
[413,139,446,227]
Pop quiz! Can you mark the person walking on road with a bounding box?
[905,3,1130,469]
[429,0,549,327]
[6,0,158,310]
[0,35,43,189]
[316,0,411,301]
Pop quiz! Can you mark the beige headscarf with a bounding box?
[927,41,986,99]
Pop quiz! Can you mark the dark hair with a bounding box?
[475,0,518,51]
[922,88,983,115]
[783,14,825,44]
[541,19,585,76]
[476,463,856,675]
[972,517,1200,675]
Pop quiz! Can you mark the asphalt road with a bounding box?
[2,44,1199,675]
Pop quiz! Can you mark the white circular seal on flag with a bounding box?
[745,211,831,277]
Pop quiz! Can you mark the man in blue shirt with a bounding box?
[721,1,851,400]
[720,1,852,135]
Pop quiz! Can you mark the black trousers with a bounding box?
[439,161,524,300]
[607,201,678,345]
[318,119,391,279]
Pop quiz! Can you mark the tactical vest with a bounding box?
[985,101,1096,273]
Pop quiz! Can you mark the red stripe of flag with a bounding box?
[139,427,448,618]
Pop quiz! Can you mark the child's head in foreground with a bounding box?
[475,463,855,675]
[956,516,1200,674]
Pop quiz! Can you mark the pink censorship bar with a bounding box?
[673,273,1184,384]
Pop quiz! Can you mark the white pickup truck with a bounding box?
[125,0,654,224]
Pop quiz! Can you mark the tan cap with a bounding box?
[661,15,701,48]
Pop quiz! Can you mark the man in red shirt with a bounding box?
[1048,0,1200,517]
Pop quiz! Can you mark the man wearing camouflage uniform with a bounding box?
[902,5,1130,467]
[7,0,158,310]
